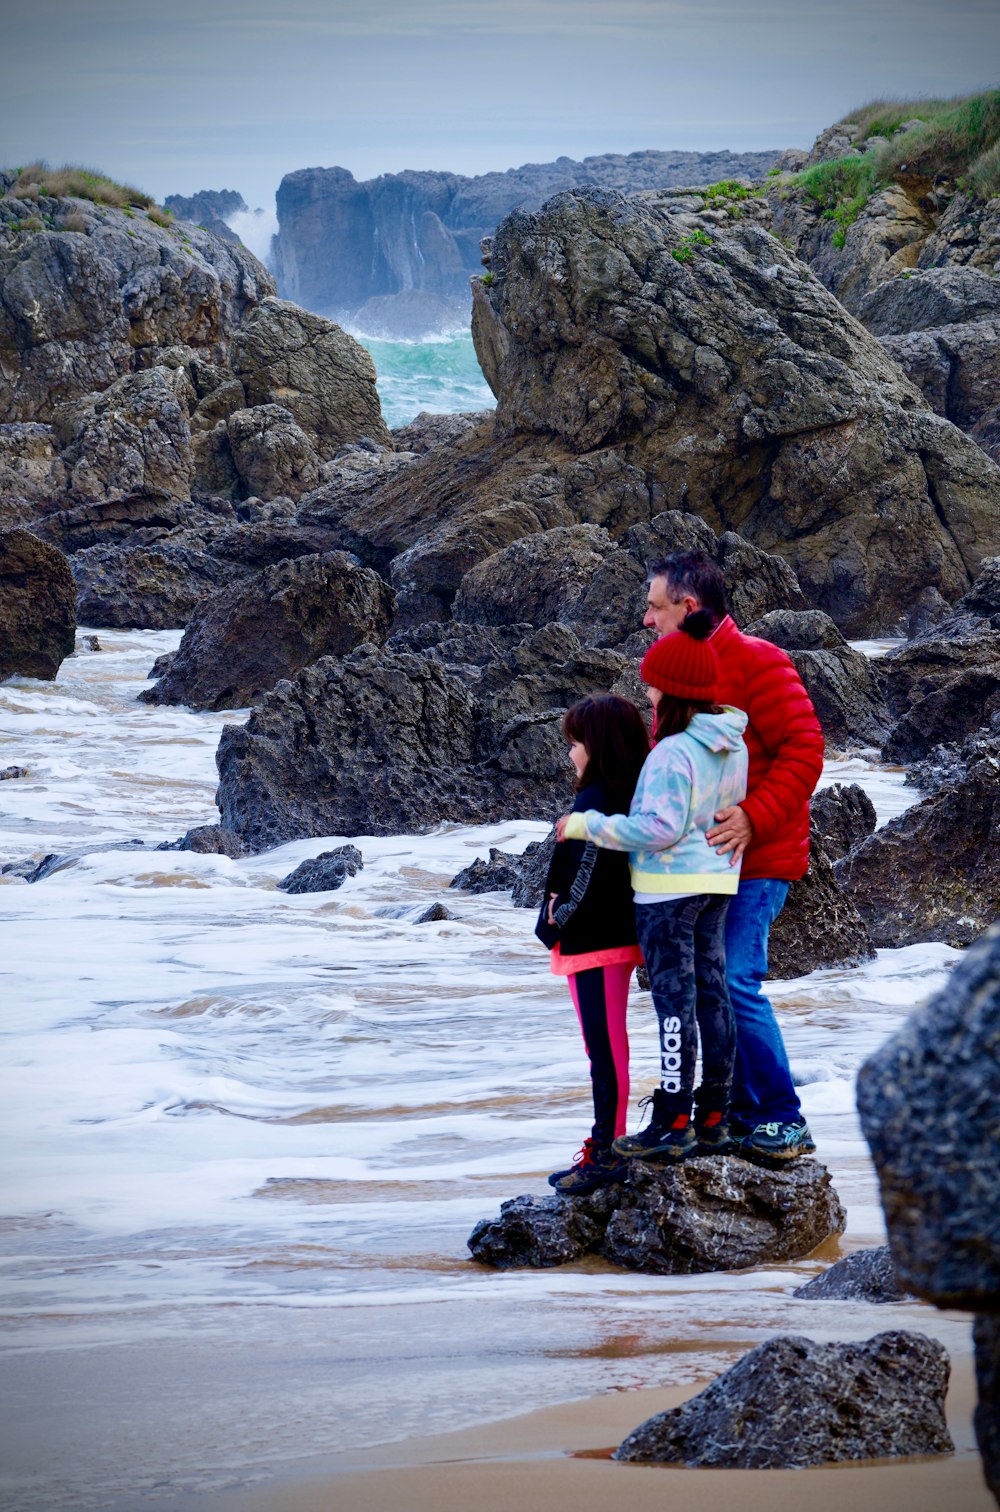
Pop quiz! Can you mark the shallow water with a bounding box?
[0,631,966,1509]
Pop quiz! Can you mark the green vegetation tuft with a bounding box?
[9,162,155,209]
[671,228,715,264]
[146,206,173,227]
[702,179,761,203]
[789,89,1000,252]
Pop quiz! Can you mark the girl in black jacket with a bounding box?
[537,695,650,1193]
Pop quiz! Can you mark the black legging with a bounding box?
[633,895,735,1101]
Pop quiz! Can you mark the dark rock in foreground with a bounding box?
[746,609,890,748]
[809,782,877,861]
[857,920,1000,1310]
[614,1332,952,1467]
[450,847,528,894]
[140,552,395,710]
[277,845,363,894]
[793,1245,910,1303]
[838,760,1000,948]
[158,824,244,858]
[975,1315,1000,1505]
[468,1156,844,1274]
[0,529,76,680]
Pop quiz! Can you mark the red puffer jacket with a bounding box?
[711,616,824,882]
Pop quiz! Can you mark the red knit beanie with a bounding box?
[641,609,719,699]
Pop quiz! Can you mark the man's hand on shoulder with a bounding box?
[706,805,752,866]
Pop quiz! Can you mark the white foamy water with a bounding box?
[0,632,966,1509]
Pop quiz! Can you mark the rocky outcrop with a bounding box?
[767,842,875,978]
[745,610,890,747]
[449,847,526,894]
[51,367,195,502]
[453,513,805,648]
[225,404,319,500]
[213,619,630,851]
[809,782,877,861]
[0,529,76,679]
[468,1156,844,1273]
[793,1245,909,1303]
[163,188,246,243]
[276,845,363,894]
[271,150,780,333]
[140,552,395,710]
[72,540,247,629]
[0,195,273,423]
[468,188,1000,634]
[858,921,1000,1497]
[837,755,1000,948]
[615,1332,952,1467]
[230,298,390,456]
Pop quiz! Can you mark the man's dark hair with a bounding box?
[647,550,728,626]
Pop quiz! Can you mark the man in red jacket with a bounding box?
[643,551,825,1162]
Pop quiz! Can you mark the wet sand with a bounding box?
[162,1350,992,1512]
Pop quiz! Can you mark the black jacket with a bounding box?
[536,780,637,956]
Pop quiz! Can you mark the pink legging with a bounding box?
[567,963,633,1145]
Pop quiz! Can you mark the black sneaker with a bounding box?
[612,1091,696,1163]
[694,1112,737,1156]
[553,1144,627,1195]
[547,1137,598,1188]
[742,1118,816,1163]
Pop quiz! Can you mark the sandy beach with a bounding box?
[150,1347,991,1512]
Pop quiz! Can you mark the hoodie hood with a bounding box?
[684,707,748,753]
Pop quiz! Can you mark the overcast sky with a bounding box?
[4,0,999,211]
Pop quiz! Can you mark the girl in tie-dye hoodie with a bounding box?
[557,610,748,1164]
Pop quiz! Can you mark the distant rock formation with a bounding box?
[271,149,781,335]
[163,188,247,243]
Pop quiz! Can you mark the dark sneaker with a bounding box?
[694,1110,737,1156]
[553,1145,626,1195]
[547,1137,598,1188]
[742,1118,816,1163]
[613,1118,696,1162]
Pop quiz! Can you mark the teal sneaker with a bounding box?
[742,1118,816,1163]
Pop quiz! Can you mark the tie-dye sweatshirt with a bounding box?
[561,708,749,895]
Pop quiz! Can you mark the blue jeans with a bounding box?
[725,879,801,1127]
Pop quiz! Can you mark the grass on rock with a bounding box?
[9,162,155,210]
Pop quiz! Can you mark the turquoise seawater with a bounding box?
[357,333,496,430]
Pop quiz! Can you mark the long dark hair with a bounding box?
[653,694,724,742]
[561,695,650,809]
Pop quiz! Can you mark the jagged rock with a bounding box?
[7,837,151,883]
[72,539,247,629]
[810,782,877,860]
[226,404,319,501]
[453,524,619,635]
[511,830,557,908]
[907,719,1000,795]
[391,411,483,454]
[614,1332,952,1467]
[166,824,243,858]
[415,901,455,923]
[975,1315,1000,1505]
[858,918,1000,1307]
[859,266,1000,337]
[767,841,875,977]
[51,367,194,503]
[140,552,395,710]
[838,757,1000,948]
[474,187,1000,634]
[388,619,533,677]
[230,297,391,457]
[0,421,61,507]
[449,848,522,894]
[0,529,76,680]
[37,492,234,553]
[277,845,363,894]
[793,1246,909,1303]
[746,610,890,747]
[0,201,272,424]
[883,318,1000,464]
[468,1156,844,1274]
[214,626,623,852]
[468,1193,606,1269]
[0,765,29,779]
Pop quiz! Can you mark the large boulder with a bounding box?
[468,1156,844,1273]
[276,845,363,894]
[225,404,319,500]
[51,367,194,503]
[746,609,890,747]
[0,201,273,423]
[838,750,1000,947]
[858,921,1000,1498]
[857,920,1000,1309]
[614,1332,952,1467]
[140,552,395,710]
[809,781,877,861]
[229,297,391,457]
[0,528,76,679]
[793,1245,909,1303]
[473,188,1000,634]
